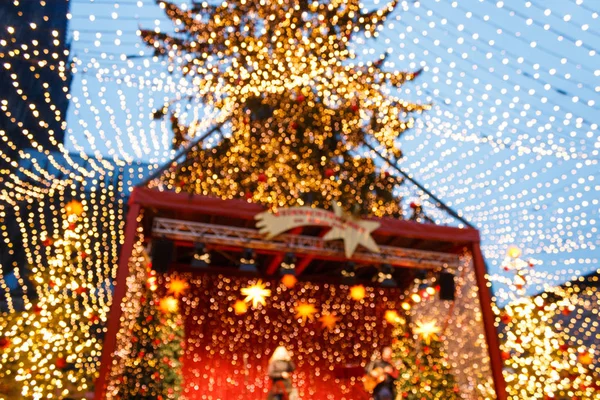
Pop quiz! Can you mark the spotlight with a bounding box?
[341,262,357,284]
[439,271,456,301]
[240,248,257,272]
[415,269,428,281]
[280,253,296,275]
[375,264,396,287]
[191,242,210,267]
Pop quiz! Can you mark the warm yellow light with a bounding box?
[281,274,297,289]
[64,199,84,217]
[295,302,317,322]
[411,293,421,303]
[349,285,366,301]
[384,310,404,325]
[506,245,522,259]
[167,278,189,297]
[319,313,339,330]
[414,320,442,345]
[241,280,271,308]
[158,296,179,313]
[233,300,248,315]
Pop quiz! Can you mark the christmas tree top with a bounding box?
[142,0,429,217]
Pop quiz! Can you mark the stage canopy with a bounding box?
[95,187,507,399]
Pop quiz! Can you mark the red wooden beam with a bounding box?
[471,241,508,400]
[266,227,302,275]
[95,203,141,400]
[295,228,330,275]
[130,187,480,244]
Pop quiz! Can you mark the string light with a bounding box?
[0,0,598,398]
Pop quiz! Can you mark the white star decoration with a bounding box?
[323,203,380,258]
[255,203,380,258]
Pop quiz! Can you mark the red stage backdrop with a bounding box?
[179,274,401,400]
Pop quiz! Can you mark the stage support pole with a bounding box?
[94,202,141,399]
[471,242,508,400]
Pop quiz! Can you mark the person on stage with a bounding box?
[365,346,398,400]
[267,346,296,400]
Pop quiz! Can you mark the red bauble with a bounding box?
[500,313,511,324]
[90,314,100,324]
[409,202,419,209]
[325,168,335,178]
[350,103,359,112]
[245,191,253,200]
[559,344,569,352]
[55,357,67,369]
[68,223,76,230]
[296,94,305,102]
[80,251,88,259]
[49,280,57,288]
[501,351,511,361]
[42,238,53,247]
[258,173,267,183]
[33,304,42,314]
[0,337,10,350]
[146,315,153,322]
[75,286,87,295]
[290,121,298,130]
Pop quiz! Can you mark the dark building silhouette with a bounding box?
[0,0,72,155]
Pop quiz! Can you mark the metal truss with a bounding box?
[152,217,461,270]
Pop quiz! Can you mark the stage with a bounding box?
[95,188,507,399]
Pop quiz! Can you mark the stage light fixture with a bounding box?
[415,269,428,281]
[280,252,297,275]
[191,242,210,267]
[439,271,456,301]
[240,248,257,272]
[375,264,396,287]
[341,262,357,284]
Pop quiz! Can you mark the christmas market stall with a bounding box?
[94,186,507,400]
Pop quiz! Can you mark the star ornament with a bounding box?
[255,203,380,259]
[159,296,179,314]
[323,203,380,258]
[295,302,317,323]
[414,320,442,345]
[167,278,189,297]
[241,280,271,308]
[319,313,339,330]
[64,200,84,217]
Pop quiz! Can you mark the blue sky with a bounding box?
[63,0,599,297]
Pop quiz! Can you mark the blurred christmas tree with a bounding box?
[497,247,599,400]
[114,270,184,400]
[498,295,599,400]
[0,201,102,399]
[142,0,429,217]
[392,319,460,400]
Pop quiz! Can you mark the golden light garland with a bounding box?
[0,1,599,399]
